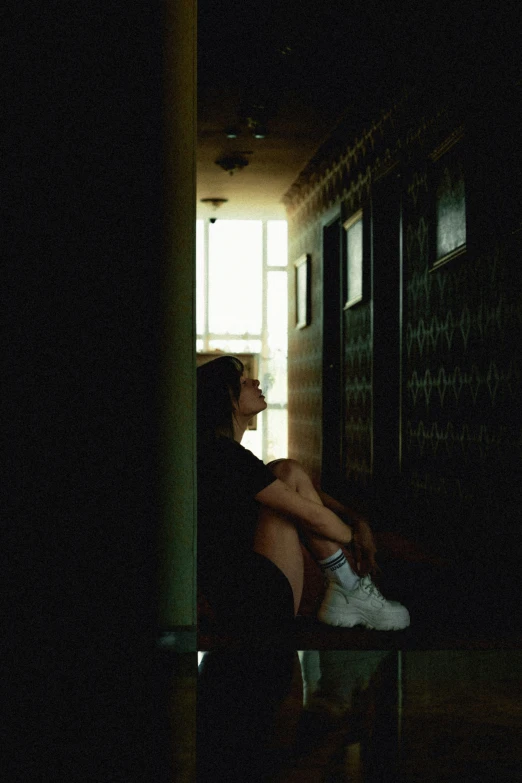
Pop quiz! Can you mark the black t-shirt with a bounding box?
[197,435,277,589]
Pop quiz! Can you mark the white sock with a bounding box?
[318,549,360,591]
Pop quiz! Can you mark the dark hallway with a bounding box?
[7,1,521,781]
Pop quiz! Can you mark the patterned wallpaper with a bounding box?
[285,73,522,553]
[343,300,372,490]
[287,222,323,487]
[403,183,522,549]
[286,108,401,499]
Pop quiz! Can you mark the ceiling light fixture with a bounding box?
[222,97,271,142]
[215,152,251,175]
[251,123,268,139]
[224,125,240,139]
[245,101,269,139]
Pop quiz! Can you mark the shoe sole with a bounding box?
[317,607,410,631]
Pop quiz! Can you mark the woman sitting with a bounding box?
[197,355,409,639]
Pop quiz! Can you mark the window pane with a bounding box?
[265,408,288,462]
[208,339,262,354]
[196,220,205,335]
[347,218,363,305]
[266,271,288,406]
[267,220,288,266]
[267,271,288,352]
[208,220,262,334]
[241,423,263,459]
[436,160,466,258]
[264,350,287,406]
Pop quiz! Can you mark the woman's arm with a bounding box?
[317,490,366,524]
[255,479,352,546]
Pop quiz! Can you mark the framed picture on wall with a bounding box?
[429,127,467,269]
[294,254,311,329]
[196,351,259,429]
[343,209,364,308]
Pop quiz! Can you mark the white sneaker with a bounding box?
[317,576,410,631]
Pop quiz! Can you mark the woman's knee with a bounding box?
[266,458,304,484]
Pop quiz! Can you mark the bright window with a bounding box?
[196,219,288,462]
[267,220,288,266]
[208,220,263,335]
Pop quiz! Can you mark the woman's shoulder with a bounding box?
[198,435,267,471]
[198,435,276,499]
[197,434,233,456]
[202,435,257,458]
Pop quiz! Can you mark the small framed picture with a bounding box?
[294,254,311,329]
[429,128,467,269]
[343,210,363,308]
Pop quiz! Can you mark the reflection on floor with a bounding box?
[197,650,522,782]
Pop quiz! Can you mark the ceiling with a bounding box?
[196,0,496,220]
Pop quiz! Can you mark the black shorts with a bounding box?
[200,551,295,641]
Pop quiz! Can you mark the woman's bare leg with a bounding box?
[254,458,359,614]
[253,507,304,614]
[266,459,344,562]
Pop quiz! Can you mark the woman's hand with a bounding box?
[350,518,378,576]
[316,491,378,575]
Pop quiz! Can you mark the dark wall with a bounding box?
[286,45,522,568]
[6,5,180,780]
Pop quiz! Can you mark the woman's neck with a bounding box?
[233,423,246,442]
[233,415,248,443]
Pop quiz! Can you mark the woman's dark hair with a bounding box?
[197,355,244,439]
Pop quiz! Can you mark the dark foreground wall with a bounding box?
[6,3,196,780]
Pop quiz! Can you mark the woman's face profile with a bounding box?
[234,374,267,419]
